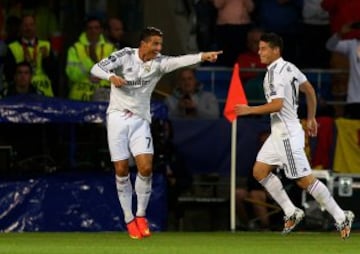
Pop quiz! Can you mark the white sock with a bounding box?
[307,179,345,224]
[135,173,152,217]
[259,172,296,217]
[115,174,134,224]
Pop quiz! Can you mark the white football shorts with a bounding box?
[256,128,312,179]
[107,110,154,161]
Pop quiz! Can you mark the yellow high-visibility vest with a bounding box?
[66,33,114,101]
[8,40,54,97]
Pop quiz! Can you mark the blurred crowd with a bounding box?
[0,0,359,118]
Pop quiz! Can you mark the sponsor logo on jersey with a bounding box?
[126,79,150,88]
[99,59,111,66]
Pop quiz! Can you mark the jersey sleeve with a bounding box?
[90,48,127,80]
[297,69,308,85]
[158,53,202,73]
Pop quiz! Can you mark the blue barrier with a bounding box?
[0,171,167,232]
[0,94,168,123]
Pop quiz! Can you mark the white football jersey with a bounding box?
[263,57,307,133]
[91,47,202,122]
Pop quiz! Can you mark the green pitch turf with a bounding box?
[0,231,359,254]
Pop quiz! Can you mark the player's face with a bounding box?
[142,35,163,60]
[258,41,279,65]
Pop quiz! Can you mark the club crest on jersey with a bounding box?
[126,67,132,72]
[144,65,151,72]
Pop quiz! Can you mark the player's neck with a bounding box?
[138,49,148,62]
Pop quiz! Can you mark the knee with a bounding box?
[253,167,266,181]
[296,175,316,190]
[253,162,273,181]
[114,162,129,177]
[138,164,152,177]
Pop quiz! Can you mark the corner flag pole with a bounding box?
[230,119,237,232]
[223,63,247,232]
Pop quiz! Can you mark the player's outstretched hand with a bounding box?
[109,75,127,87]
[201,51,223,63]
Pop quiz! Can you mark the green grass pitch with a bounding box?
[0,231,359,254]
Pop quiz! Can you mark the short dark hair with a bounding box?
[260,33,283,53]
[16,61,33,74]
[139,26,163,42]
[83,16,102,29]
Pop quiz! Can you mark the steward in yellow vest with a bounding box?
[4,15,55,97]
[66,17,115,101]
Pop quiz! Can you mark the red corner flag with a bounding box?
[223,63,248,122]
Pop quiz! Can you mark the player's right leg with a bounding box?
[108,111,142,239]
[336,211,355,240]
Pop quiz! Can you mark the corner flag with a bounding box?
[223,63,248,122]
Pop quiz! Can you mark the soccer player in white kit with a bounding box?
[235,33,354,239]
[90,26,222,239]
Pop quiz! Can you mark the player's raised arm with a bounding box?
[159,51,223,74]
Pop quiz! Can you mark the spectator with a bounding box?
[300,0,331,68]
[326,23,360,119]
[236,27,266,104]
[213,0,255,66]
[321,0,360,39]
[0,61,41,98]
[321,0,360,117]
[236,130,270,230]
[103,17,129,50]
[165,67,220,119]
[65,16,115,101]
[4,14,55,97]
[236,27,265,83]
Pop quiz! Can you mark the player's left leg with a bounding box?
[134,154,153,237]
[130,117,154,237]
[297,174,355,239]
